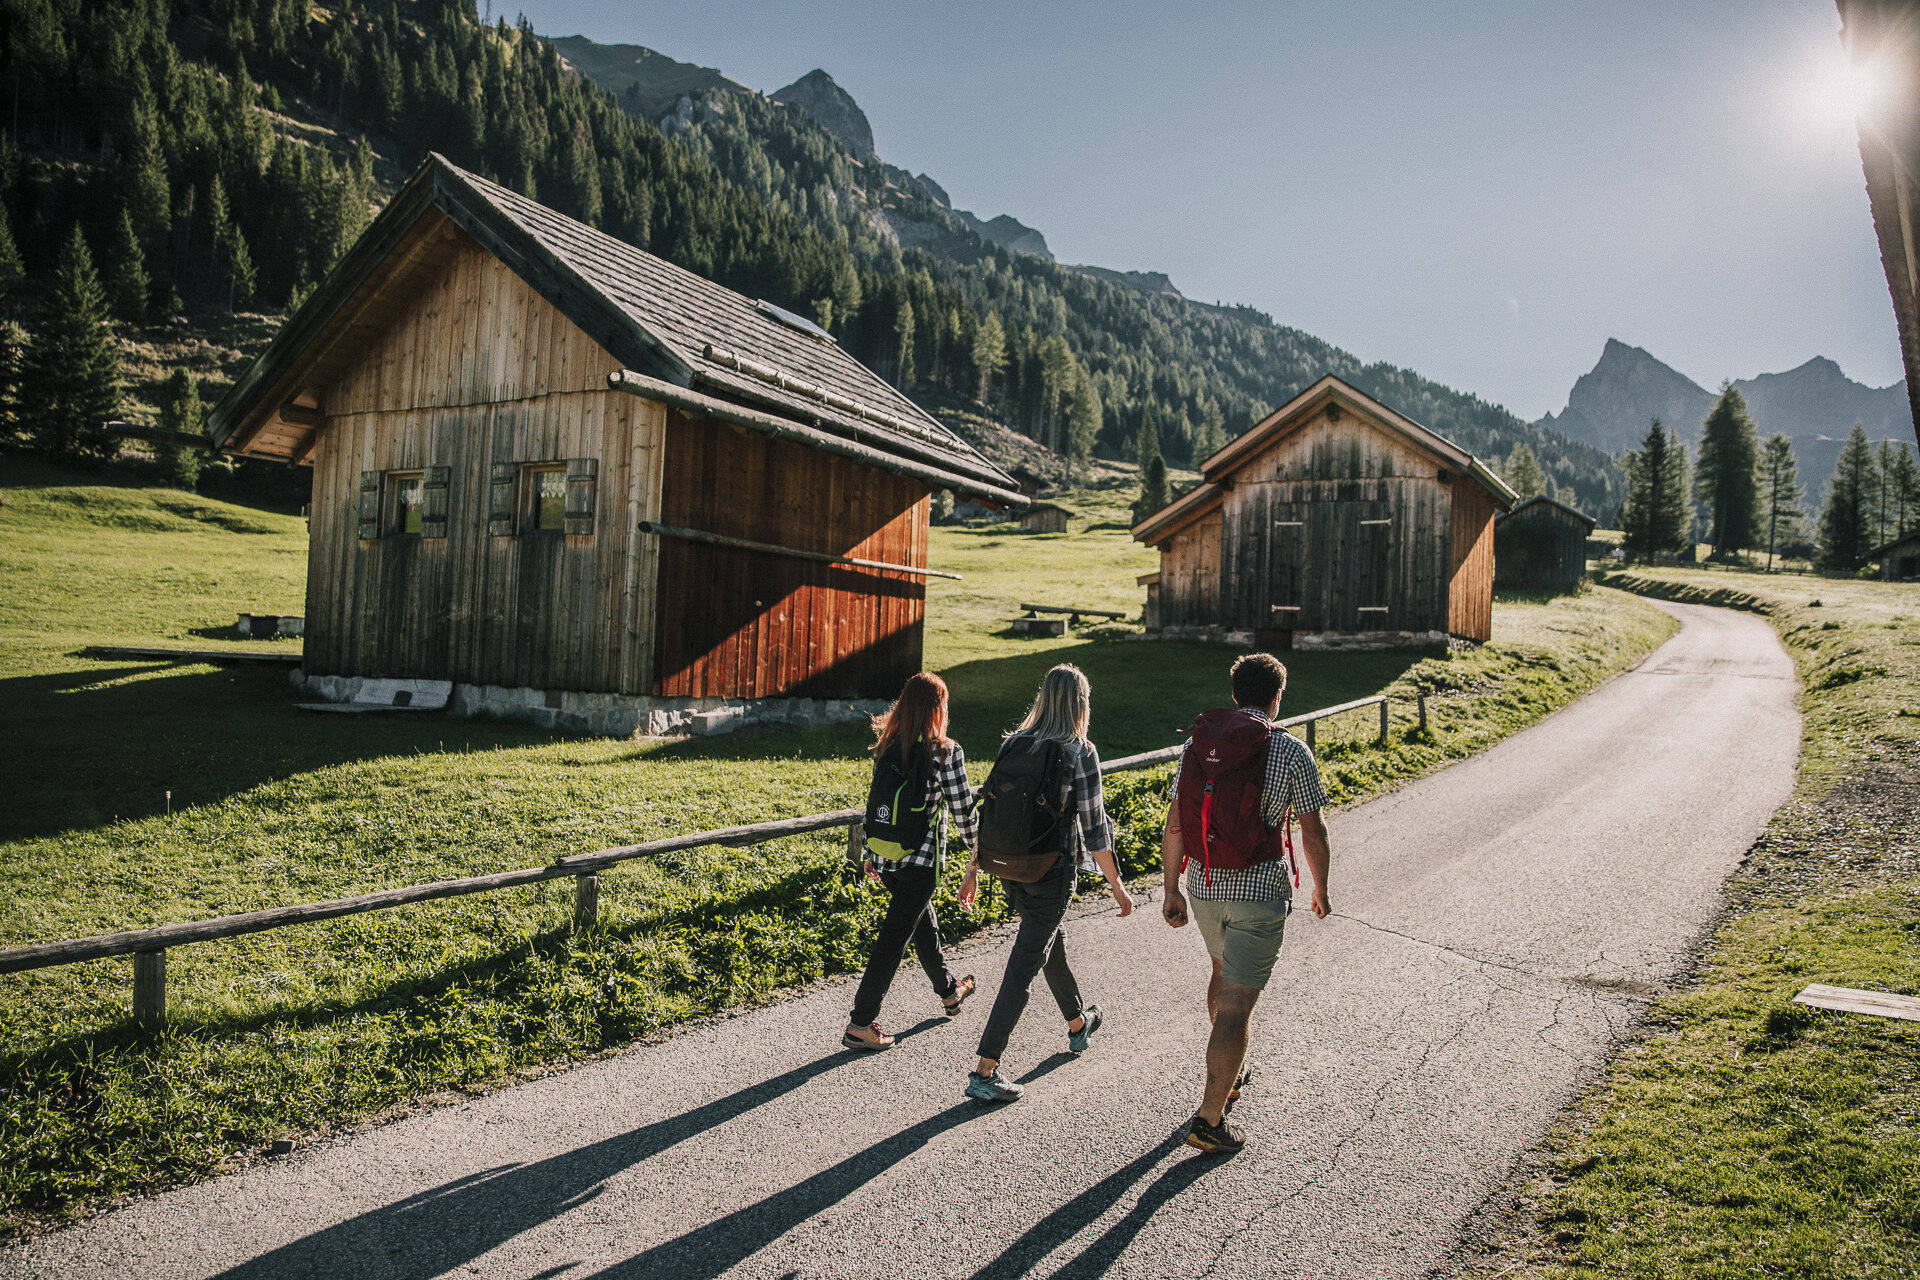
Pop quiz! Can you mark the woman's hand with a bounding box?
[862,860,880,883]
[959,865,979,913]
[1109,880,1135,918]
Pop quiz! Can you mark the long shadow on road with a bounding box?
[208,1050,869,1280]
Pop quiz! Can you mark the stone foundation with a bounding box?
[290,671,887,738]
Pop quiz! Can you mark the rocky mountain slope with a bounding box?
[1538,339,1914,502]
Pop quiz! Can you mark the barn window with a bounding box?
[385,472,425,537]
[528,465,568,531]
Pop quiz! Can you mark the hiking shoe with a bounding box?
[1185,1112,1247,1155]
[1227,1062,1254,1109]
[942,975,977,1017]
[842,1021,894,1052]
[964,1070,1025,1103]
[1067,1003,1103,1054]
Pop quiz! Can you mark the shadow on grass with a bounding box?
[0,660,562,842]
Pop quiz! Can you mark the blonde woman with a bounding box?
[958,664,1134,1102]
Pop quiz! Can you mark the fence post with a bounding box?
[1305,717,1316,751]
[133,949,166,1030]
[573,874,599,931]
[1378,698,1389,745]
[1418,693,1428,735]
[845,819,865,865]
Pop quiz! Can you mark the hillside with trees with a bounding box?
[0,0,1624,516]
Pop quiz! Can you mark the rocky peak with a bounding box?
[771,69,874,157]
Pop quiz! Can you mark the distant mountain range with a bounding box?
[1537,339,1914,503]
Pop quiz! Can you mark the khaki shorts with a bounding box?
[1190,895,1289,991]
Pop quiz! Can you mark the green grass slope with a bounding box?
[0,465,1675,1231]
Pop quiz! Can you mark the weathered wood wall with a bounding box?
[1217,412,1452,634]
[653,409,929,700]
[305,241,666,693]
[1156,510,1222,627]
[1494,505,1590,592]
[1448,476,1497,641]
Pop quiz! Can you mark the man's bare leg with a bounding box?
[1207,956,1223,1023]
[1200,978,1258,1124]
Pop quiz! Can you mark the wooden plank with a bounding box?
[1794,983,1920,1022]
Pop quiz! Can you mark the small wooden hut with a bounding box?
[1870,529,1920,580]
[1130,377,1516,648]
[1494,495,1598,591]
[208,154,1021,734]
[1019,502,1072,533]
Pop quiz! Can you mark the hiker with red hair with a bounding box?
[843,672,979,1051]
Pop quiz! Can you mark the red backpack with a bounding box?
[1174,710,1296,886]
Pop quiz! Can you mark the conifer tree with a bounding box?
[892,295,915,387]
[155,368,205,489]
[1693,386,1762,558]
[971,311,1005,406]
[1887,440,1920,539]
[1872,438,1905,547]
[1817,423,1877,571]
[1621,419,1691,560]
[20,227,121,462]
[107,208,151,323]
[1065,365,1101,483]
[0,205,22,305]
[1135,454,1170,525]
[1195,396,1227,461]
[1504,442,1546,500]
[1758,434,1804,571]
[119,94,172,261]
[0,321,23,450]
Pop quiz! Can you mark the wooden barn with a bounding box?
[1870,530,1920,580]
[1130,377,1517,648]
[1019,502,1072,533]
[208,155,1021,735]
[1494,495,1597,592]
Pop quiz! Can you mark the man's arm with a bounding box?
[1298,808,1330,919]
[1161,807,1189,927]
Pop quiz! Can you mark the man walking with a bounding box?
[1161,652,1331,1155]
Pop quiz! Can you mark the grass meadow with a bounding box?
[0,461,1676,1231]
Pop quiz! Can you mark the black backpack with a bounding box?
[864,741,935,862]
[975,734,1073,882]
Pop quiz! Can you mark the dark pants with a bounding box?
[977,858,1085,1062]
[850,863,956,1027]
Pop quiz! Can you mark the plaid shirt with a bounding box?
[880,742,978,870]
[1170,710,1327,903]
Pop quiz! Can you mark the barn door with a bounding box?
[1356,497,1393,630]
[1266,498,1305,634]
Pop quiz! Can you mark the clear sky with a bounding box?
[507,0,1899,422]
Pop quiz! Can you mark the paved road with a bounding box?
[2,601,1800,1280]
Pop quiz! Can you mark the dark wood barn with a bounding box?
[1019,502,1072,533]
[209,155,1020,734]
[1130,377,1516,648]
[1871,530,1920,580]
[1494,495,1598,592]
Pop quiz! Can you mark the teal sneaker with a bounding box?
[1068,1003,1103,1054]
[964,1069,1024,1103]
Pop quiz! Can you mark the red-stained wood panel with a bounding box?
[1448,476,1497,642]
[653,410,929,700]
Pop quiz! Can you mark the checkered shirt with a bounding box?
[1170,710,1327,903]
[883,742,978,870]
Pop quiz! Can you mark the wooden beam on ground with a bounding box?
[1793,983,1920,1022]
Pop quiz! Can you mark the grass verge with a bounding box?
[1456,568,1920,1278]
[0,465,1675,1234]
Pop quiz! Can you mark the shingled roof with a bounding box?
[208,154,1019,501]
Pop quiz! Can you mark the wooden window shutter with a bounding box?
[357,471,380,540]
[488,462,517,536]
[421,466,451,539]
[564,458,598,536]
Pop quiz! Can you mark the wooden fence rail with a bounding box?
[0,694,1408,1027]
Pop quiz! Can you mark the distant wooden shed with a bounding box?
[1130,377,1517,647]
[1870,529,1920,581]
[1020,502,1072,533]
[1495,495,1598,592]
[208,154,1020,735]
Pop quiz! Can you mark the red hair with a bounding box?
[872,672,953,762]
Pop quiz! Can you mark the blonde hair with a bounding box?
[1009,663,1091,745]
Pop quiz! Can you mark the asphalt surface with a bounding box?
[2,601,1801,1280]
